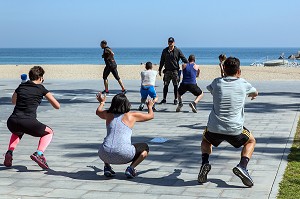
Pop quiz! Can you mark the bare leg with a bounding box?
[130,151,148,168]
[194,92,204,104]
[104,79,109,91]
[201,138,212,154]
[178,93,183,104]
[153,96,158,104]
[117,79,126,91]
[241,134,256,159]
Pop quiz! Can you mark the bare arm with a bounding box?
[107,48,115,60]
[248,91,259,100]
[131,100,154,122]
[12,92,17,105]
[45,92,60,109]
[194,64,200,77]
[95,92,108,119]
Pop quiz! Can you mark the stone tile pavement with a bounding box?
[0,79,299,199]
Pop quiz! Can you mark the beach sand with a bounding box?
[0,64,299,81]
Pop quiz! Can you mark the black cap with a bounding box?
[101,40,107,45]
[168,37,175,43]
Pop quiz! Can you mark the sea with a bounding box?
[0,48,299,66]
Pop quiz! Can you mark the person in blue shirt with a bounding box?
[198,57,258,187]
[176,55,203,113]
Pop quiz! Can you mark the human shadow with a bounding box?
[0,164,42,172]
[207,178,246,188]
[44,165,157,181]
[177,123,206,130]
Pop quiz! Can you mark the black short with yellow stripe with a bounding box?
[203,127,252,148]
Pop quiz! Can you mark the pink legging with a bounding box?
[8,127,54,152]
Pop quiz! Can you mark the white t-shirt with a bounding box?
[141,70,157,86]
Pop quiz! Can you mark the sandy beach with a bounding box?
[0,64,299,81]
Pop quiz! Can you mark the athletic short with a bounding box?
[203,127,251,148]
[130,143,149,163]
[163,70,179,86]
[7,116,49,139]
[140,85,157,99]
[103,66,120,80]
[178,83,203,96]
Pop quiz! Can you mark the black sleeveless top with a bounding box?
[103,46,117,68]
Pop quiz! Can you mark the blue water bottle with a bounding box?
[21,74,27,83]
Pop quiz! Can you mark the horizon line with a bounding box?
[0,47,299,49]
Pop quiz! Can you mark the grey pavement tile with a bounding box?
[0,80,299,198]
[44,189,88,198]
[10,187,53,197]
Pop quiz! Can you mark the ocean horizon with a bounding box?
[0,47,299,66]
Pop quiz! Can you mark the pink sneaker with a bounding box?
[4,151,13,167]
[30,152,49,169]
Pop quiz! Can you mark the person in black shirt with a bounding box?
[159,37,188,105]
[101,40,127,94]
[4,66,60,169]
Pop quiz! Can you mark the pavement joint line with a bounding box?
[268,105,300,199]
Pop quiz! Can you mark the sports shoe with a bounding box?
[125,166,137,178]
[197,163,211,183]
[138,104,144,111]
[4,150,13,167]
[152,105,157,111]
[122,89,128,94]
[158,99,166,104]
[173,99,178,105]
[30,152,49,169]
[176,103,183,112]
[102,90,109,94]
[104,165,116,177]
[189,102,197,113]
[232,165,254,187]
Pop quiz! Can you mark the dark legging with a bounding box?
[130,143,149,163]
[163,84,178,99]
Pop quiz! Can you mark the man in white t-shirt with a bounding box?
[139,62,158,111]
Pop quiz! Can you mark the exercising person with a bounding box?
[3,66,60,169]
[101,40,127,94]
[158,37,188,105]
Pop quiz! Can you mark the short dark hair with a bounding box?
[219,54,227,61]
[223,57,240,76]
[188,54,195,62]
[145,62,153,70]
[101,40,107,45]
[29,66,45,81]
[107,93,131,114]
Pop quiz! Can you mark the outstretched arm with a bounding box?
[248,91,258,100]
[96,92,108,119]
[131,100,154,122]
[45,92,60,109]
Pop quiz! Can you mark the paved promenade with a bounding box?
[0,79,299,199]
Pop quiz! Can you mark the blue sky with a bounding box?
[0,0,299,48]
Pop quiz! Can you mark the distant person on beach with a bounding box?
[96,93,154,178]
[218,54,227,77]
[176,55,203,113]
[198,57,258,187]
[139,62,158,111]
[3,66,60,169]
[100,40,127,94]
[159,37,188,105]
